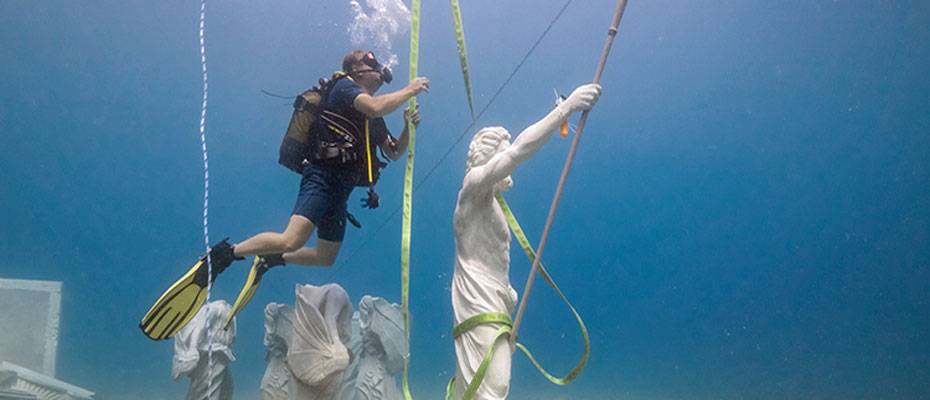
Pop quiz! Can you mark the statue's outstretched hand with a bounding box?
[563,83,602,113]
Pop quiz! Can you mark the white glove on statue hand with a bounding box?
[563,83,602,113]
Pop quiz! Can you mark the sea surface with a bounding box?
[1,0,928,399]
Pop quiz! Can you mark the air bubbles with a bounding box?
[347,0,411,68]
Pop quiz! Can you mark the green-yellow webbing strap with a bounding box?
[443,196,591,400]
[401,0,420,398]
[448,314,514,400]
[495,193,590,384]
[453,312,512,339]
[450,0,474,119]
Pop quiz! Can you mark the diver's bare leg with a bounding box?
[282,239,341,267]
[233,215,315,257]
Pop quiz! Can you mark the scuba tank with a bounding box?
[277,72,388,208]
[277,73,343,174]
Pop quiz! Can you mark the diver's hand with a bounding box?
[361,188,380,209]
[563,83,601,113]
[404,105,421,127]
[406,77,430,96]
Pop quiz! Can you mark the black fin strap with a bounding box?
[261,253,286,268]
[346,212,362,229]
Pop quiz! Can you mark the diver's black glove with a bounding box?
[361,188,380,209]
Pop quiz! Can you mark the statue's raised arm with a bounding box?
[461,83,601,198]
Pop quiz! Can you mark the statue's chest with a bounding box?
[479,201,510,246]
[455,199,511,249]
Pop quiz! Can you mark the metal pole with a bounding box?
[511,0,630,344]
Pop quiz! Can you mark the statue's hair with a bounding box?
[466,126,511,173]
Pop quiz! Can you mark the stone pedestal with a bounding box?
[0,361,93,400]
[0,387,39,400]
[0,279,61,377]
[0,279,93,399]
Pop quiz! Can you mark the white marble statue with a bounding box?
[261,303,296,400]
[450,83,601,399]
[172,300,237,400]
[335,311,362,399]
[287,283,354,400]
[338,296,406,400]
[259,288,406,400]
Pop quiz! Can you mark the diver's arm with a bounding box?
[381,106,419,161]
[354,90,411,118]
[354,77,429,118]
[383,127,408,161]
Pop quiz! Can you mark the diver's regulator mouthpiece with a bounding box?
[362,51,393,84]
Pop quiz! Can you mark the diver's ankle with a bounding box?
[263,253,286,268]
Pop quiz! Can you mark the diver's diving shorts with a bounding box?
[292,163,357,242]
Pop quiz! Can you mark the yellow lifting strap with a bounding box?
[443,195,591,400]
[450,0,475,119]
[400,0,420,398]
[364,119,374,184]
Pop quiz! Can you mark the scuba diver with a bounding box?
[140,50,430,340]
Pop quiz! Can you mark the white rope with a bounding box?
[196,0,216,394]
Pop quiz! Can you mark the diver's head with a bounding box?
[343,50,393,94]
[466,126,514,191]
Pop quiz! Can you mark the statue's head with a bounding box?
[466,126,513,192]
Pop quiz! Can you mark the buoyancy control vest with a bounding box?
[278,72,389,192]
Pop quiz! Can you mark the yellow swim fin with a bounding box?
[223,254,284,330]
[139,239,239,340]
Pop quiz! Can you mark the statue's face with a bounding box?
[466,128,513,192]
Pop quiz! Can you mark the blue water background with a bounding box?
[1,0,928,398]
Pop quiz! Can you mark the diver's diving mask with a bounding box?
[361,51,393,84]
